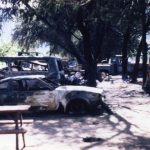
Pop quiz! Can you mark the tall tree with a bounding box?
[1,0,122,86]
[120,0,136,80]
[140,0,148,86]
[1,0,148,86]
[131,0,150,84]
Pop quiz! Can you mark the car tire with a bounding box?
[66,99,88,115]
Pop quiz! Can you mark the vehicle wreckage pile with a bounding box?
[0,54,149,115]
[0,55,112,115]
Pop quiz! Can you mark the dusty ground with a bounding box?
[0,76,150,150]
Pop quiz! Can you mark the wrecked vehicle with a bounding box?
[62,71,87,85]
[0,56,65,83]
[97,55,134,75]
[0,75,104,114]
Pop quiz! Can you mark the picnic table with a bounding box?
[0,105,30,150]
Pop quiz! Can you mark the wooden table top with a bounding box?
[0,105,30,113]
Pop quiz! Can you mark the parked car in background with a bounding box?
[97,54,150,76]
[0,75,104,114]
[97,55,134,75]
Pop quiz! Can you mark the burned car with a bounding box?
[0,56,65,83]
[0,75,104,114]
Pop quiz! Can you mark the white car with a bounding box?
[0,75,104,114]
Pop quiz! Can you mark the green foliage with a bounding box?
[0,0,148,57]
[0,1,134,57]
[1,0,150,85]
[0,42,22,56]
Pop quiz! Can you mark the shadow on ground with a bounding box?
[81,112,150,150]
[16,108,150,150]
[0,107,149,150]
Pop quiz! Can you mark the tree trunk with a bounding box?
[143,63,150,93]
[141,0,147,86]
[131,40,142,83]
[122,25,131,80]
[85,57,97,87]
[77,6,97,87]
[131,1,150,83]
[83,36,97,87]
[142,35,147,86]
[132,35,147,86]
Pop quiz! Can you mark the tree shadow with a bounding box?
[17,109,150,150]
[81,112,150,150]
[23,112,111,148]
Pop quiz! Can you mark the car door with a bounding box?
[10,79,27,104]
[0,80,11,105]
[24,79,59,110]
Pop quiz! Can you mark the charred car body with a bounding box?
[0,75,104,114]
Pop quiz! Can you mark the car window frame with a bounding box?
[0,80,11,91]
[24,78,51,91]
[9,79,24,91]
[0,57,64,80]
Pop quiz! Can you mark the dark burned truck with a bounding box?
[0,56,65,82]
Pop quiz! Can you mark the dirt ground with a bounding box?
[0,76,150,150]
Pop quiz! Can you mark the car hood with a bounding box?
[55,85,103,94]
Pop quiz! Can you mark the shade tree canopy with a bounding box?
[0,0,150,86]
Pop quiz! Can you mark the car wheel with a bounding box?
[66,100,88,115]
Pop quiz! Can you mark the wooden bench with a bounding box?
[0,118,32,148]
[0,105,31,150]
[0,119,33,125]
[0,128,27,148]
